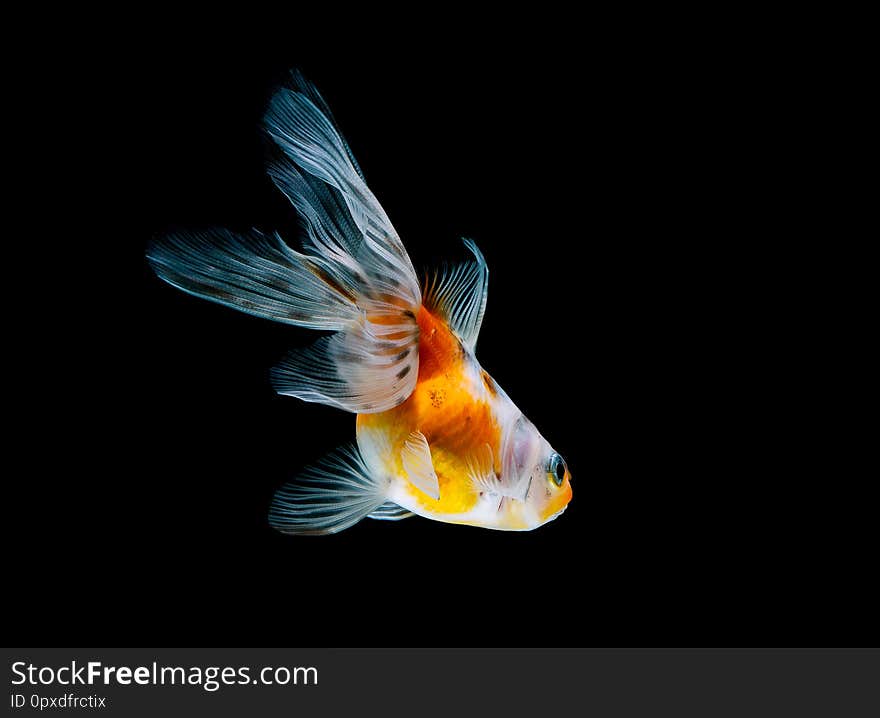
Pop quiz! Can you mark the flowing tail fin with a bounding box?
[147,72,421,413]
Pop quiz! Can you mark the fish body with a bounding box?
[148,71,572,533]
[358,305,571,530]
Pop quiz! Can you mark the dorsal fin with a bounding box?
[422,239,488,350]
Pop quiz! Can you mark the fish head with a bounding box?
[500,414,572,529]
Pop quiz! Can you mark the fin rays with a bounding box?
[423,239,488,350]
[150,72,424,416]
[269,444,387,535]
[401,431,440,500]
[146,228,360,330]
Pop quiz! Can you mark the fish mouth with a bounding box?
[543,505,568,525]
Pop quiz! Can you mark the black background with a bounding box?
[11,23,871,647]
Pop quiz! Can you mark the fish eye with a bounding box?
[547,453,566,487]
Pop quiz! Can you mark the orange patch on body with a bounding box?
[357,306,502,514]
[414,306,460,381]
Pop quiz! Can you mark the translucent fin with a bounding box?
[286,69,365,181]
[422,239,488,349]
[147,228,359,330]
[368,501,414,521]
[260,72,424,412]
[468,442,529,501]
[401,431,440,500]
[265,73,421,308]
[269,444,387,535]
[270,312,418,413]
[149,74,427,415]
[467,443,498,495]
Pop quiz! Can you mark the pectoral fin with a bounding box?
[467,443,528,501]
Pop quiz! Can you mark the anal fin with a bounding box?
[269,444,387,535]
[368,501,414,521]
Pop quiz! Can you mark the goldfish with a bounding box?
[147,71,572,533]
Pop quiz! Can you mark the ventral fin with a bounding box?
[467,443,497,495]
[401,431,440,500]
[422,239,489,350]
